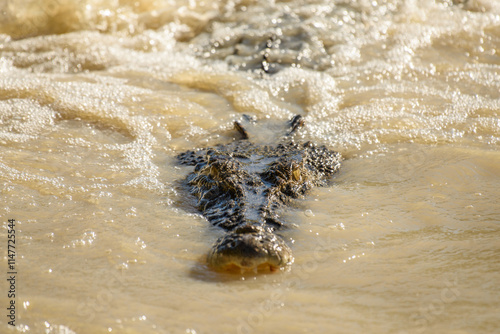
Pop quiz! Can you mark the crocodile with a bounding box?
[177,115,341,272]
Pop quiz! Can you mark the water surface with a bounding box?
[1,0,499,333]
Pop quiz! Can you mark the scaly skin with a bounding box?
[177,116,341,272]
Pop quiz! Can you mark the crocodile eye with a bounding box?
[228,241,237,248]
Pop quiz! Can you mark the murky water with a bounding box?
[1,0,499,333]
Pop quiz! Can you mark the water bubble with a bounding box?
[304,209,315,217]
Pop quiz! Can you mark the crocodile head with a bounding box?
[178,115,341,273]
[207,224,293,272]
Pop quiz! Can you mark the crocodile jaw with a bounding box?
[207,231,293,272]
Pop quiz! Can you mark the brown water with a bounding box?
[1,0,500,333]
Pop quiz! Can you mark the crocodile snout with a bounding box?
[207,227,293,272]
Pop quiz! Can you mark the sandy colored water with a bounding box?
[1,0,499,333]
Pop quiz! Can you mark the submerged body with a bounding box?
[178,117,342,271]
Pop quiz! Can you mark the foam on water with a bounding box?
[1,0,499,152]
